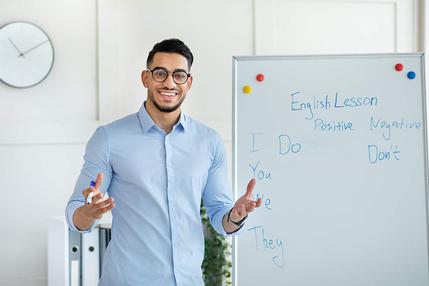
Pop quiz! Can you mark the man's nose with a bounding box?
[163,73,176,88]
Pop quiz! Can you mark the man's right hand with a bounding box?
[72,172,115,231]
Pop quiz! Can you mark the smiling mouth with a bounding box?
[159,90,178,97]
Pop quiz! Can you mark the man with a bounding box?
[65,38,261,286]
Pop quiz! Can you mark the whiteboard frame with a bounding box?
[232,53,429,286]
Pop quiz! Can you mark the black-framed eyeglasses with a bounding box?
[147,67,191,85]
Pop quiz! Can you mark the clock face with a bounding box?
[0,21,54,88]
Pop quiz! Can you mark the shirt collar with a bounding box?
[175,112,187,132]
[137,102,187,134]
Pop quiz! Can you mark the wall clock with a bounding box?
[0,21,55,88]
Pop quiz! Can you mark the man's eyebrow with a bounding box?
[173,68,188,73]
[150,66,167,71]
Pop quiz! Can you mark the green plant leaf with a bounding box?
[201,201,232,285]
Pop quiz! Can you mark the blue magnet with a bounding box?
[90,180,96,187]
[407,71,416,79]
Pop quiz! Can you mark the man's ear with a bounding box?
[141,70,149,88]
[186,75,193,89]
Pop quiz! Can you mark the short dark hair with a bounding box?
[146,38,194,70]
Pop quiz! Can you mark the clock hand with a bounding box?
[20,39,49,57]
[8,38,25,57]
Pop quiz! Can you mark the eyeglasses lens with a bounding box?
[151,68,188,84]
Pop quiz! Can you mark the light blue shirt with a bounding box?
[65,103,239,286]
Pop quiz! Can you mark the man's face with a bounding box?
[142,52,192,113]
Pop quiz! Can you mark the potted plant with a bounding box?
[201,204,232,286]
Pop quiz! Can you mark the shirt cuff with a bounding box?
[225,221,246,235]
[214,207,247,237]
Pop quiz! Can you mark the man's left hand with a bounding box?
[229,178,262,223]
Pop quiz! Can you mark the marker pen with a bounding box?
[86,180,96,204]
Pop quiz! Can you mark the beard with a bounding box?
[148,91,186,113]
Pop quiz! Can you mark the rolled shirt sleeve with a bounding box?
[65,126,112,232]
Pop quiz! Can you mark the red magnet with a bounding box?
[256,73,265,82]
[395,63,403,71]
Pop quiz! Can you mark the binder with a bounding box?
[82,228,100,286]
[98,225,111,276]
[48,217,112,286]
[68,230,81,286]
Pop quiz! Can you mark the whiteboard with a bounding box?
[233,54,429,286]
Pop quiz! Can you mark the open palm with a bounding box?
[230,178,262,222]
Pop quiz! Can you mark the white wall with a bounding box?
[0,0,421,285]
[254,0,420,54]
[0,145,84,286]
[98,0,254,138]
[0,1,100,285]
[0,0,98,121]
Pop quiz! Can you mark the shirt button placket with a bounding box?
[165,134,179,285]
